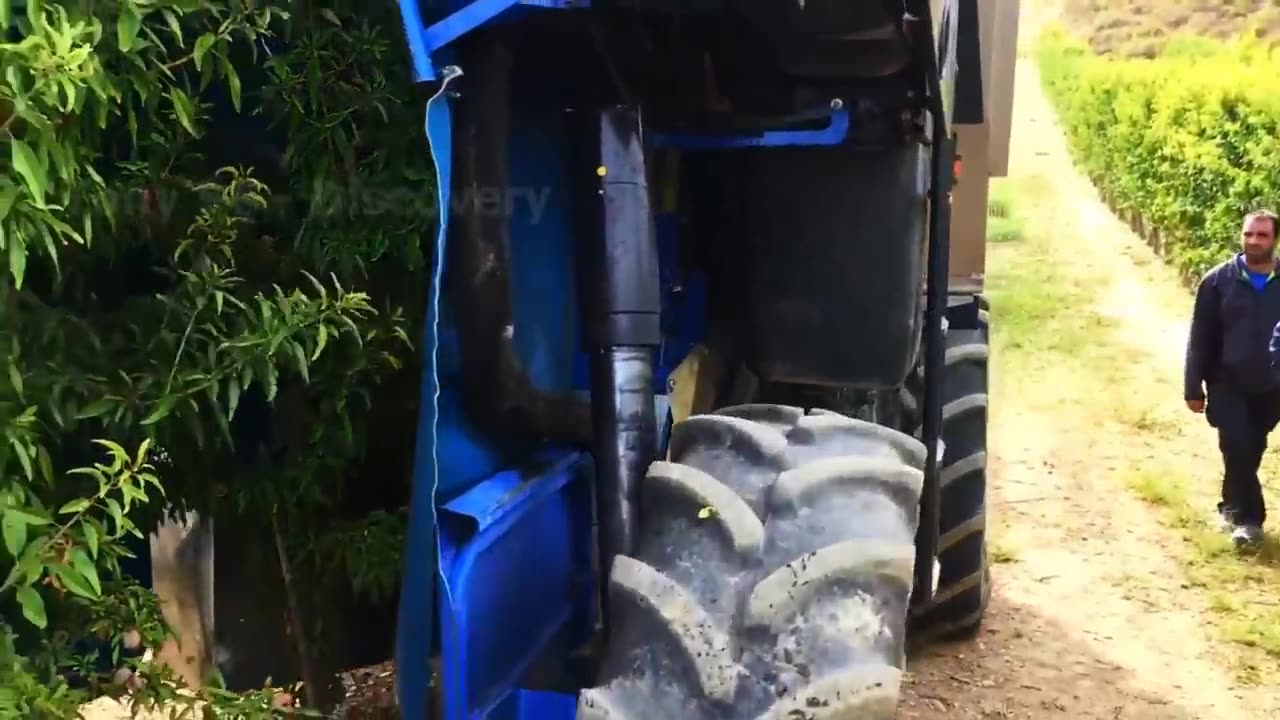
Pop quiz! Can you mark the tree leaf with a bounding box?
[9,437,32,481]
[0,0,10,30]
[36,446,52,485]
[83,521,99,559]
[69,466,109,496]
[222,53,242,112]
[74,397,116,419]
[162,8,184,47]
[8,232,26,288]
[106,498,123,536]
[194,33,216,71]
[2,511,27,558]
[95,438,127,461]
[8,359,22,400]
[16,587,46,629]
[135,437,151,469]
[9,139,46,207]
[265,364,278,402]
[58,498,91,515]
[169,87,197,136]
[291,342,309,383]
[53,563,98,599]
[312,323,328,360]
[140,394,177,425]
[227,377,240,419]
[117,5,142,51]
[70,548,101,597]
[0,183,19,222]
[6,509,51,526]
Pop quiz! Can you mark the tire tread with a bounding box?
[579,406,924,719]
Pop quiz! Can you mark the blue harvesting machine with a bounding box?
[389,1,1020,718]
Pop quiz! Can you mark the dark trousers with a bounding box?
[1207,383,1280,526]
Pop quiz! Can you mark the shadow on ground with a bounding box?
[901,587,1208,719]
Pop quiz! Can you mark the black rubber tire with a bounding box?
[902,327,992,643]
[578,405,926,720]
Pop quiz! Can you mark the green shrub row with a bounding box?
[1036,27,1280,279]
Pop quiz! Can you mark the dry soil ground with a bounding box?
[897,21,1280,720]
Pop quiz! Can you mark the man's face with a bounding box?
[1241,216,1276,261]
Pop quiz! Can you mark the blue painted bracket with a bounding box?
[648,106,852,149]
[436,450,597,720]
[397,0,589,82]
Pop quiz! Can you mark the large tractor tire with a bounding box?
[902,325,992,643]
[578,405,926,720]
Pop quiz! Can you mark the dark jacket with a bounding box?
[1185,254,1280,400]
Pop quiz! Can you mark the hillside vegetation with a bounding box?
[1037,26,1280,280]
[1062,0,1280,56]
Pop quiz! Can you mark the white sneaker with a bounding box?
[1231,525,1264,548]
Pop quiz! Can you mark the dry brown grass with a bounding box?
[1061,0,1280,56]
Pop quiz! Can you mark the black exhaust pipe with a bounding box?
[574,107,662,627]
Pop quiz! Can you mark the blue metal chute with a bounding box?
[392,11,598,712]
[395,64,463,719]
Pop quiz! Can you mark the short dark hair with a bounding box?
[1245,209,1279,236]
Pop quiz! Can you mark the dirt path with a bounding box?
[897,31,1280,720]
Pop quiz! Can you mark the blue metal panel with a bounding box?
[437,450,596,720]
[648,107,852,149]
[507,690,579,719]
[507,109,582,401]
[482,690,578,720]
[481,681,581,717]
[435,105,582,499]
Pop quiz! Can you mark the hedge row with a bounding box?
[1036,28,1280,280]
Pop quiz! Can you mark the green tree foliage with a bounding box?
[1038,27,1280,279]
[0,0,433,714]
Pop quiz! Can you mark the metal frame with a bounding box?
[908,0,958,610]
[396,0,588,82]
[648,105,852,150]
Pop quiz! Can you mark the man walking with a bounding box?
[1185,209,1280,548]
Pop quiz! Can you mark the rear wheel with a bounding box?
[578,405,926,719]
[901,325,992,642]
